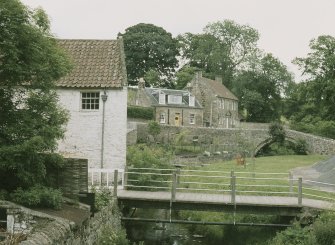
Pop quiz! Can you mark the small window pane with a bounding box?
[81,92,100,110]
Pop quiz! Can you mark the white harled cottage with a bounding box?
[55,39,127,170]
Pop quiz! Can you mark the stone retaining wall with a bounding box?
[0,199,121,245]
[136,124,335,155]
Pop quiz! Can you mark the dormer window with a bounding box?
[168,94,182,104]
[158,91,166,104]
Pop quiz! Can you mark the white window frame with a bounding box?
[168,94,182,104]
[220,98,225,109]
[189,113,195,124]
[159,113,166,124]
[81,92,100,110]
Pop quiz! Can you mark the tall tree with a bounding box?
[178,20,259,88]
[0,0,71,190]
[287,35,335,138]
[233,53,293,122]
[119,23,179,86]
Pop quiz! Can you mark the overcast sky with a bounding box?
[21,0,335,80]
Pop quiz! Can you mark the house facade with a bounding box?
[128,81,203,127]
[56,39,127,170]
[186,71,239,128]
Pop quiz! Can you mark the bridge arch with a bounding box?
[253,135,301,156]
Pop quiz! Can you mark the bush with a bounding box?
[10,185,62,209]
[269,211,335,245]
[269,122,285,144]
[147,120,161,141]
[294,139,308,155]
[127,106,154,120]
[92,187,113,211]
[126,144,172,190]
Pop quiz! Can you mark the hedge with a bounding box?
[127,106,154,120]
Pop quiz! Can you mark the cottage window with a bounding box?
[81,92,100,110]
[189,113,195,124]
[160,113,166,124]
[219,98,225,109]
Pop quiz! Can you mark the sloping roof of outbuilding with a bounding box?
[56,39,127,88]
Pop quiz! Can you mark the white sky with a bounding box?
[21,0,335,81]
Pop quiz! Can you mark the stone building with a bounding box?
[186,71,239,128]
[56,39,128,170]
[128,79,203,127]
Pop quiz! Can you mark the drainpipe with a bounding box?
[101,90,108,170]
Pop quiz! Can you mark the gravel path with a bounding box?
[291,155,335,192]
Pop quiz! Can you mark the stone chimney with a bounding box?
[215,75,222,83]
[195,71,202,81]
[138,78,145,89]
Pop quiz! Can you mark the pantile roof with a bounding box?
[56,39,127,88]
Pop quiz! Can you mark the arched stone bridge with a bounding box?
[134,124,335,155]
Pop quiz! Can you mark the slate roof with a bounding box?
[197,76,238,101]
[56,39,127,88]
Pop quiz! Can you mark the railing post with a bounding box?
[298,177,302,206]
[176,168,181,185]
[289,172,293,195]
[123,166,128,190]
[113,169,118,197]
[230,171,236,205]
[171,171,177,202]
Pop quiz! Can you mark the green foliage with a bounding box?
[119,23,179,86]
[127,144,172,169]
[287,35,335,139]
[126,144,172,189]
[147,120,161,139]
[127,106,154,120]
[269,122,286,144]
[174,66,198,89]
[92,187,113,211]
[0,0,71,190]
[269,211,335,245]
[292,119,335,139]
[97,227,129,245]
[144,69,165,87]
[10,185,62,209]
[178,20,259,88]
[233,54,293,122]
[293,139,308,155]
[96,201,130,245]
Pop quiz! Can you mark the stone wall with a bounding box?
[1,199,122,245]
[136,124,335,155]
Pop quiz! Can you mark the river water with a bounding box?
[124,209,285,245]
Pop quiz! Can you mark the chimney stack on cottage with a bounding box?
[215,76,223,83]
[195,71,202,81]
[138,78,145,89]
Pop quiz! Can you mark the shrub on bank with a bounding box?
[10,185,62,209]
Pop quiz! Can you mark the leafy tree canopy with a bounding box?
[233,53,293,122]
[287,35,335,138]
[0,0,71,190]
[178,20,259,88]
[119,23,179,86]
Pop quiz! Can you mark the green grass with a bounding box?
[175,155,335,201]
[190,155,327,173]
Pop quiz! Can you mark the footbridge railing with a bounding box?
[88,167,335,207]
